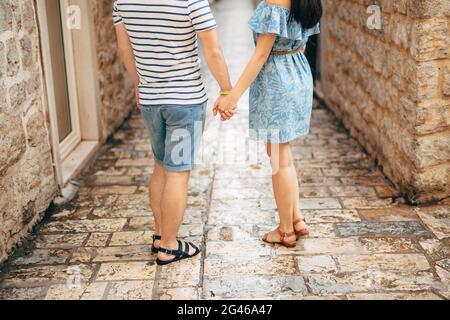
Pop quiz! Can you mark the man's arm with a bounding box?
[198,29,232,93]
[215,34,276,114]
[115,24,140,104]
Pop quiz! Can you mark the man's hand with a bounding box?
[213,96,237,121]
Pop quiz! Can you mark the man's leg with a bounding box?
[157,104,205,261]
[140,106,166,248]
[149,162,165,248]
[158,170,196,261]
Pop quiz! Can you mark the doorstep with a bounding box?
[61,141,99,185]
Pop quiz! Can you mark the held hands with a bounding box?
[213,93,238,122]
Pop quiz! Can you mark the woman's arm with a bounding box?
[216,33,276,113]
[115,24,140,105]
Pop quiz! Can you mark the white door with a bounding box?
[41,0,81,161]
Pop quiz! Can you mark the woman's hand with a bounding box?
[216,94,238,112]
[214,95,238,121]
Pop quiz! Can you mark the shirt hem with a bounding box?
[140,98,208,108]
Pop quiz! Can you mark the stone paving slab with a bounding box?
[96,262,157,281]
[0,0,448,300]
[0,264,95,288]
[306,271,439,295]
[203,275,308,300]
[335,221,431,238]
[346,292,443,300]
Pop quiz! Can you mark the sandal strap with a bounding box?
[153,235,162,241]
[278,228,295,241]
[159,240,200,258]
[182,241,191,258]
[181,241,200,257]
[158,240,183,256]
[293,218,306,226]
[190,242,200,253]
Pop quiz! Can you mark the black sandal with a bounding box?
[156,240,201,266]
[151,235,161,254]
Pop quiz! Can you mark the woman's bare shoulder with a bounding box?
[265,0,291,10]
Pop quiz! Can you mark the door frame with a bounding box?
[37,0,102,187]
[58,0,82,161]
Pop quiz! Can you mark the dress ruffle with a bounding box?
[248,1,320,41]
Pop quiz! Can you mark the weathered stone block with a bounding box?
[0,116,26,176]
[412,164,449,203]
[96,262,157,281]
[26,72,41,94]
[336,221,430,237]
[408,0,447,18]
[411,18,449,61]
[0,85,7,113]
[107,281,154,300]
[19,35,33,70]
[25,110,48,148]
[93,245,154,262]
[0,0,13,32]
[409,61,440,102]
[415,132,450,168]
[0,42,5,79]
[203,275,307,299]
[8,81,26,112]
[6,38,20,77]
[22,0,36,34]
[1,265,95,288]
[415,100,450,135]
[416,206,450,240]
[12,249,71,266]
[10,0,22,31]
[444,63,450,96]
[306,271,437,295]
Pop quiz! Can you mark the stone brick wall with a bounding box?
[319,0,450,203]
[91,0,135,141]
[0,0,57,263]
[0,0,135,264]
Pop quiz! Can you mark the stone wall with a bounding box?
[91,0,135,141]
[0,0,135,264]
[319,0,450,203]
[0,0,57,263]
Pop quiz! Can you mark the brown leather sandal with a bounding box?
[262,228,297,248]
[293,218,309,239]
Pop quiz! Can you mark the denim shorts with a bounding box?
[140,103,206,172]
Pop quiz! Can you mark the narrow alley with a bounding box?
[0,0,448,300]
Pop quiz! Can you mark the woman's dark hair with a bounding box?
[290,0,323,28]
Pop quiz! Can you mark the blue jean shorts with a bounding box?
[140,103,206,172]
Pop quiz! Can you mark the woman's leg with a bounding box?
[264,143,297,243]
[290,162,308,232]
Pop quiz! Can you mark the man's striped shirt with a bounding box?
[113,0,217,106]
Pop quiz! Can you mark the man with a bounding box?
[113,0,234,265]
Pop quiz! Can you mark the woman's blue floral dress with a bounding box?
[248,1,320,143]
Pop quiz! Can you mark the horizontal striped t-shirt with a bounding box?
[113,0,217,106]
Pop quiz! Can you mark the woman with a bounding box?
[215,0,322,247]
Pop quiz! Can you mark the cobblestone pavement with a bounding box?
[0,0,449,300]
